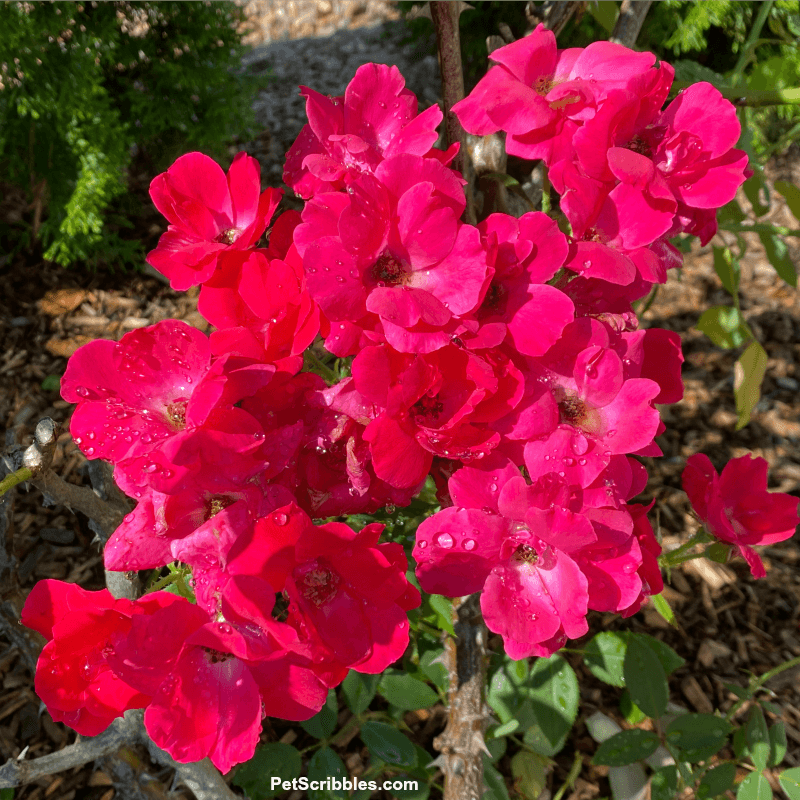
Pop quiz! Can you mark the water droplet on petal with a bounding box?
[463,538,476,551]
[434,532,454,549]
[272,512,288,526]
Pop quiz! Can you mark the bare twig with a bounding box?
[432,595,489,800]
[30,469,126,541]
[430,0,476,224]
[609,0,652,48]
[526,1,587,37]
[0,710,144,788]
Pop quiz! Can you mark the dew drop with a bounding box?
[272,511,288,526]
[434,532,454,549]
[75,386,90,398]
[463,538,476,551]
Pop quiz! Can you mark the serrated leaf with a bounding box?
[487,657,530,723]
[308,747,348,800]
[743,173,770,217]
[768,723,788,767]
[746,705,770,771]
[511,751,549,800]
[620,690,646,725]
[301,690,337,739]
[584,631,628,687]
[758,230,797,287]
[587,0,619,33]
[713,246,740,295]
[651,765,678,800]
[698,763,736,799]
[526,655,579,757]
[232,743,302,800]
[736,770,772,800]
[734,341,768,430]
[361,721,417,767]
[483,757,511,800]
[666,714,732,763]
[624,636,668,719]
[651,593,677,627]
[427,594,455,635]
[342,670,380,715]
[380,672,439,710]
[779,767,800,800]
[632,634,685,676]
[697,305,750,349]
[418,646,448,692]
[593,729,660,766]
[775,180,800,222]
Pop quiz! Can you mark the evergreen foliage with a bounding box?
[0,1,257,268]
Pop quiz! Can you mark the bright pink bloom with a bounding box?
[108,596,329,773]
[21,581,174,735]
[147,152,281,290]
[284,63,452,198]
[225,503,420,673]
[294,156,488,355]
[453,25,673,164]
[682,454,799,578]
[200,245,320,375]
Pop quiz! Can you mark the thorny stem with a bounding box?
[658,528,712,569]
[430,1,476,225]
[432,594,488,800]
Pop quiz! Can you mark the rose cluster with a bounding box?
[23,35,776,773]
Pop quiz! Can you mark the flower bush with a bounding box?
[20,23,798,782]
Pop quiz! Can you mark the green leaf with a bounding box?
[774,180,800,222]
[743,173,770,217]
[308,747,348,800]
[736,770,773,800]
[631,634,685,676]
[301,690,337,739]
[666,714,732,763]
[697,305,750,349]
[511,751,549,800]
[587,0,619,33]
[758,230,797,287]
[483,757,511,800]
[427,594,455,635]
[651,765,678,800]
[651,593,677,627]
[698,763,736,799]
[486,734,507,762]
[360,721,417,767]
[672,60,729,88]
[746,705,770,771]
[620,690,646,725]
[526,655,579,756]
[593,729,660,766]
[713,246,740,295]
[0,790,15,800]
[41,374,61,392]
[418,646,448,692]
[624,636,668,719]
[342,671,380,715]
[768,723,788,767]
[380,672,439,711]
[779,767,800,800]
[734,341,768,431]
[584,631,628,688]
[717,199,746,227]
[233,743,302,800]
[487,657,530,724]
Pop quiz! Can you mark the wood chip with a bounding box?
[697,639,732,668]
[681,675,714,714]
[38,289,87,316]
[684,559,737,592]
[44,336,94,358]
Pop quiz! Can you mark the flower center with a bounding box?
[204,495,235,522]
[165,399,188,430]
[412,394,444,426]
[533,75,553,96]
[299,564,340,607]
[214,227,242,245]
[202,647,231,664]
[558,395,589,427]
[369,252,407,287]
[626,134,652,158]
[512,543,538,564]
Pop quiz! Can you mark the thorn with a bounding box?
[471,730,493,758]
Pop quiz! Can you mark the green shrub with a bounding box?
[0,1,258,268]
